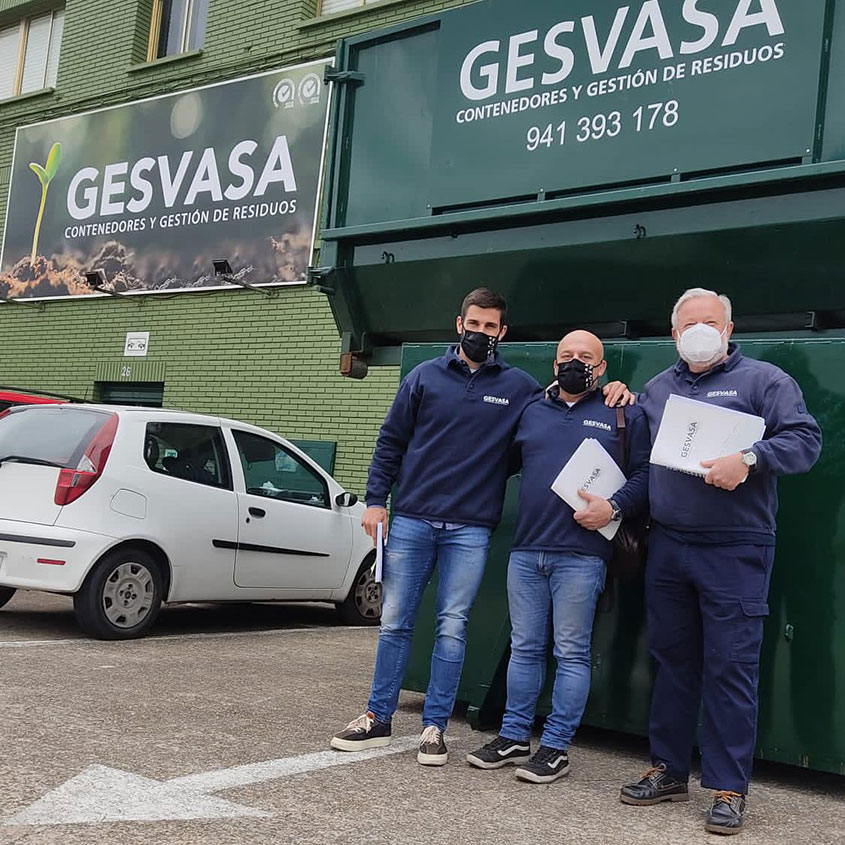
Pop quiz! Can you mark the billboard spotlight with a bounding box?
[84,269,127,298]
[212,259,272,296]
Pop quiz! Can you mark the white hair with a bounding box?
[671,288,732,329]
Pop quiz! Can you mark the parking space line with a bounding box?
[0,625,369,649]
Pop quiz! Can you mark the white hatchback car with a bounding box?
[0,404,380,639]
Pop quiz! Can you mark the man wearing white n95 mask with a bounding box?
[620,288,821,836]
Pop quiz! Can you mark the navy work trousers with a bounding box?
[646,524,774,794]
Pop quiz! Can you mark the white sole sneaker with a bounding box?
[417,750,449,766]
[465,752,531,770]
[514,762,571,784]
[330,735,392,752]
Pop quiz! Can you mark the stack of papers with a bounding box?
[550,438,627,540]
[650,394,766,477]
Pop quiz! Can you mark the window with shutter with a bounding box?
[0,25,19,101]
[0,8,64,101]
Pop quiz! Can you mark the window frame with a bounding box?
[318,0,374,16]
[143,421,233,492]
[232,429,331,511]
[316,0,390,18]
[147,0,207,61]
[0,8,63,99]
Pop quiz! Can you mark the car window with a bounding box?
[233,430,329,509]
[144,422,231,490]
[0,406,112,467]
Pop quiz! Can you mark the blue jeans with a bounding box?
[367,515,491,730]
[500,550,606,750]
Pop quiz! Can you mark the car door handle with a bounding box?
[248,507,266,518]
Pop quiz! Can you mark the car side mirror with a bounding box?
[335,491,358,508]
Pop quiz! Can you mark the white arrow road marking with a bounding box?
[5,766,267,825]
[6,736,419,826]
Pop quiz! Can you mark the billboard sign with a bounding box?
[0,60,331,299]
[430,0,826,209]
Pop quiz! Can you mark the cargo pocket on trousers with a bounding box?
[730,600,769,663]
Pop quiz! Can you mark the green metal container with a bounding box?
[313,0,845,773]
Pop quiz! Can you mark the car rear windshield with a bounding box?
[0,407,112,468]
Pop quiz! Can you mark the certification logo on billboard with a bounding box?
[0,59,332,300]
[430,0,825,209]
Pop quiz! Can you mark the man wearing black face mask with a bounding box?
[467,330,650,782]
[331,289,543,765]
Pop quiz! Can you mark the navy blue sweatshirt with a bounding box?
[511,387,651,559]
[366,348,542,527]
[638,344,822,545]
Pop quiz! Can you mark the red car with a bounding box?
[0,389,67,414]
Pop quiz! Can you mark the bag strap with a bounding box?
[615,406,629,471]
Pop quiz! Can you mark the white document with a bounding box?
[550,438,628,541]
[650,394,766,477]
[374,522,384,584]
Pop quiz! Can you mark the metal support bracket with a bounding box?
[324,67,365,87]
[306,266,336,296]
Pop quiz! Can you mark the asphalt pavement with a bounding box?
[1,591,843,845]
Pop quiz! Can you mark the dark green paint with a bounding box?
[399,338,844,775]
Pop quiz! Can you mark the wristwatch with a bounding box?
[741,449,758,474]
[608,499,623,522]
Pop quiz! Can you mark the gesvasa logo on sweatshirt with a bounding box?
[707,390,739,398]
[483,395,510,405]
[583,419,612,432]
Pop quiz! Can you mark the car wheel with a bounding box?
[73,548,164,640]
[336,555,381,626]
[0,587,16,609]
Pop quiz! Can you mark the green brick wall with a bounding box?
[0,0,470,492]
[0,286,397,494]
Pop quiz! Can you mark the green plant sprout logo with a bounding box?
[28,141,61,267]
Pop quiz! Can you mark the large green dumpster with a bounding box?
[313,0,845,773]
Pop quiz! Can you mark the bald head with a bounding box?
[556,330,604,364]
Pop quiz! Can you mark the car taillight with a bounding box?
[54,415,119,506]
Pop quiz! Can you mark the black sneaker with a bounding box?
[514,745,570,784]
[330,712,392,751]
[705,791,746,835]
[620,763,690,805]
[417,725,448,766]
[466,735,531,770]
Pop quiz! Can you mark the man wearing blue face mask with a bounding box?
[620,288,822,836]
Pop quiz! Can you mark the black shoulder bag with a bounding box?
[608,406,649,582]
